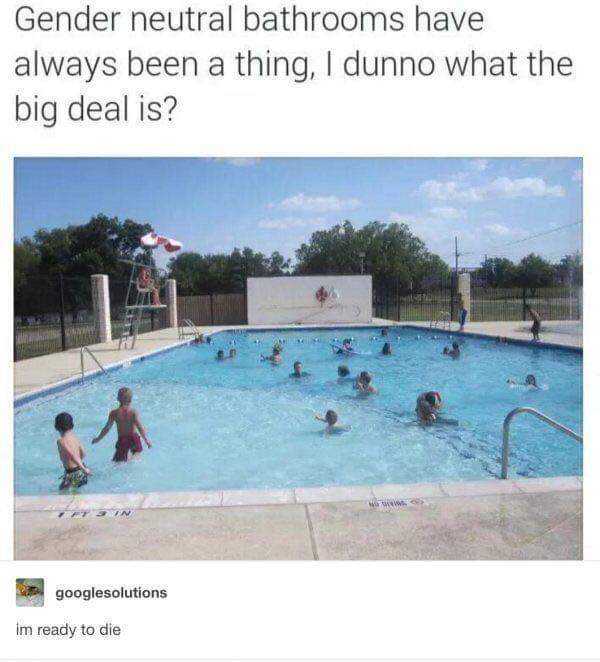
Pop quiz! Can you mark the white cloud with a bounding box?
[484,223,512,236]
[257,216,325,230]
[572,169,583,182]
[213,158,262,167]
[430,206,466,220]
[470,159,489,172]
[418,176,565,202]
[270,193,361,213]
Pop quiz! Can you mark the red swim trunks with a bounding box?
[113,433,143,462]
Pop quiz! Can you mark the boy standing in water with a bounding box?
[92,387,152,462]
[55,412,91,490]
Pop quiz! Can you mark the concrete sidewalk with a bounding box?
[15,483,582,560]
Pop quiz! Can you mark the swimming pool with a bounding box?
[14,327,582,496]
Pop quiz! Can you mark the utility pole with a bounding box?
[454,236,459,274]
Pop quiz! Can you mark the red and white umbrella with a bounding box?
[140,232,182,253]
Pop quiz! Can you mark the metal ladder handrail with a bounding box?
[501,407,582,479]
[80,346,107,382]
[179,318,200,339]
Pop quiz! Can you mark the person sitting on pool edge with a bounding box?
[507,374,540,389]
[443,342,461,359]
[55,412,91,491]
[290,360,310,378]
[92,387,152,462]
[355,371,378,395]
[382,342,392,355]
[416,391,442,425]
[315,409,350,434]
[261,346,282,364]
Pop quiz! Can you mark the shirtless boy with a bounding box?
[92,387,152,462]
[55,412,91,490]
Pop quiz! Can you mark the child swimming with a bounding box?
[382,342,392,355]
[415,391,443,425]
[217,348,236,360]
[507,374,540,389]
[315,409,350,434]
[443,342,461,359]
[355,371,378,395]
[92,387,152,462]
[333,338,354,355]
[261,346,282,364]
[55,412,91,490]
[290,360,310,378]
[337,365,353,382]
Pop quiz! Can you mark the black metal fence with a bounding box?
[470,285,581,321]
[15,275,98,361]
[373,276,455,322]
[177,293,247,326]
[374,278,581,323]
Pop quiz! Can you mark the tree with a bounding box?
[555,252,583,286]
[14,214,154,317]
[475,257,518,288]
[294,220,450,291]
[167,247,291,295]
[515,253,555,291]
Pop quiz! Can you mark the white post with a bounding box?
[91,274,112,343]
[166,278,178,328]
[458,272,471,320]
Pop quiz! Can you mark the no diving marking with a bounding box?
[369,498,425,509]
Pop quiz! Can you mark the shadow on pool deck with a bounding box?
[15,489,581,561]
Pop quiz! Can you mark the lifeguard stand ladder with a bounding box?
[118,260,166,350]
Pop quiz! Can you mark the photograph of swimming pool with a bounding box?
[14,326,582,497]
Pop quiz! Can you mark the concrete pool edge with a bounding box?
[14,475,582,512]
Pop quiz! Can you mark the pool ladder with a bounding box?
[80,346,107,382]
[178,318,200,340]
[501,407,582,479]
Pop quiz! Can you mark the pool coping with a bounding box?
[14,475,582,513]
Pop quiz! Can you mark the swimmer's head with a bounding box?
[525,374,537,386]
[338,365,350,377]
[452,342,459,350]
[117,387,133,405]
[273,347,281,356]
[381,328,389,336]
[293,361,302,374]
[359,371,372,385]
[229,348,237,358]
[54,412,74,434]
[325,410,338,425]
[217,350,225,360]
[382,342,392,355]
[443,347,449,355]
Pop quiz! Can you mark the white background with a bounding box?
[1,0,598,659]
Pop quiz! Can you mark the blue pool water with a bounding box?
[15,327,582,496]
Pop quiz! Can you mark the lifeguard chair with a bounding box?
[118,232,182,349]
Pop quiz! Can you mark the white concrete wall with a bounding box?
[165,279,177,328]
[247,275,372,325]
[91,274,112,343]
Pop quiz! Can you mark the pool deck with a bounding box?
[15,477,582,560]
[14,318,583,560]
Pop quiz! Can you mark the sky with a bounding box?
[14,157,583,268]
